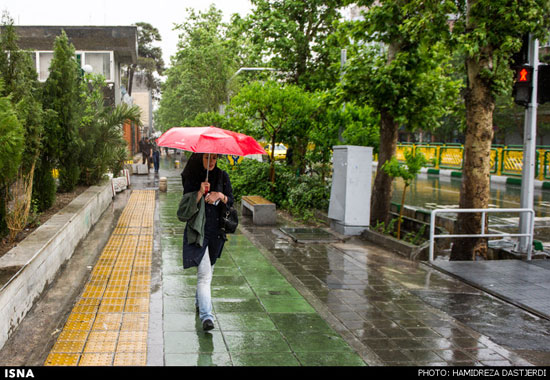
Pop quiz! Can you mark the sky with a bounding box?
[1,0,254,67]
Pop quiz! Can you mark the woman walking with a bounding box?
[177,153,234,331]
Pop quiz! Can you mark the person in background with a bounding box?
[152,139,160,173]
[141,137,153,172]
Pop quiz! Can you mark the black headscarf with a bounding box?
[181,153,222,193]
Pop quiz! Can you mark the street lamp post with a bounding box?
[219,67,277,114]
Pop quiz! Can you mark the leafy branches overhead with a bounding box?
[382,150,428,239]
[228,80,318,182]
[0,12,43,177]
[0,81,24,187]
[247,0,344,90]
[124,22,165,99]
[156,5,239,130]
[42,30,83,193]
[342,0,462,226]
[453,0,550,98]
[344,1,461,132]
[79,75,142,185]
[448,0,550,261]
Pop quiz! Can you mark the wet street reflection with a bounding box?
[251,224,550,365]
[391,174,550,246]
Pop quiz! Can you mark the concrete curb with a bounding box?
[0,181,114,350]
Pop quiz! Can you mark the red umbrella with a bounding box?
[156,126,266,156]
[156,126,267,181]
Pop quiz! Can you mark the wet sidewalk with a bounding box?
[157,160,365,366]
[156,155,550,366]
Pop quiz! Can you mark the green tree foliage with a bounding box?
[0,82,24,191]
[218,158,330,221]
[342,0,462,226]
[156,5,239,130]
[306,97,380,182]
[123,22,165,99]
[79,75,142,185]
[41,30,83,193]
[449,0,550,260]
[382,150,428,239]
[0,13,43,174]
[228,80,318,182]
[0,82,24,237]
[0,12,43,236]
[246,0,345,90]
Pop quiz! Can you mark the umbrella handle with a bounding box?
[205,153,210,183]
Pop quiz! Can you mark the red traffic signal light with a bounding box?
[513,65,533,106]
[517,67,532,82]
[518,68,530,82]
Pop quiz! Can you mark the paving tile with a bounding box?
[213,298,264,313]
[370,349,413,364]
[260,297,315,313]
[165,353,233,366]
[223,331,291,353]
[270,313,334,334]
[216,312,277,331]
[164,331,228,354]
[212,285,255,298]
[231,352,300,366]
[46,190,155,367]
[282,331,352,353]
[164,313,200,332]
[162,296,197,313]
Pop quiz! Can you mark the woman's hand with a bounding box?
[197,182,210,203]
[199,182,210,196]
[205,191,226,205]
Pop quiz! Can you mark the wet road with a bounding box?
[391,173,550,247]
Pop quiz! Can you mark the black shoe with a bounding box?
[202,319,214,331]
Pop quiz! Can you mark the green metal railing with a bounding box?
[395,143,550,180]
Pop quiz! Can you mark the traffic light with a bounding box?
[538,64,550,105]
[511,34,530,67]
[512,65,533,106]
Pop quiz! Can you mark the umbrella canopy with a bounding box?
[156,126,266,156]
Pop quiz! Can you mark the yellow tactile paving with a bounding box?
[45,190,155,366]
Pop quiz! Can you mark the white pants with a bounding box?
[196,247,215,322]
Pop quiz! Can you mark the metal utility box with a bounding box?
[328,145,373,235]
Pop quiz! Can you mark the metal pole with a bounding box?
[339,49,347,143]
[429,210,436,262]
[225,67,277,107]
[518,34,539,256]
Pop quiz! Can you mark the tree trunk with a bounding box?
[450,51,495,261]
[127,65,135,96]
[295,137,308,175]
[396,183,408,240]
[370,108,399,226]
[269,134,276,183]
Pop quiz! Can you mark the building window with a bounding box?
[36,50,113,82]
[84,52,112,81]
[38,52,54,81]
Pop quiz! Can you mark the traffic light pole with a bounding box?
[518,34,538,259]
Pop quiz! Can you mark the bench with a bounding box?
[241,195,276,225]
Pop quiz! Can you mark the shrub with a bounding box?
[219,157,330,222]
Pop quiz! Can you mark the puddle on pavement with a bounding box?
[280,227,340,243]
